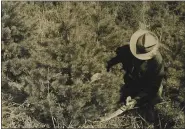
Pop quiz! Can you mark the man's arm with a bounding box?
[145,53,165,99]
[107,56,121,72]
[107,45,130,72]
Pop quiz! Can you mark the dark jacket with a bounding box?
[107,45,165,102]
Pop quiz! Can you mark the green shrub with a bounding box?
[2,1,185,128]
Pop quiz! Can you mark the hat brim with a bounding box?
[130,30,159,60]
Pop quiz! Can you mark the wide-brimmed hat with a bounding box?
[130,29,159,60]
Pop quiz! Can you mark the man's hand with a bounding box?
[126,96,137,109]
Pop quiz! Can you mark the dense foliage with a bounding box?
[1,1,185,128]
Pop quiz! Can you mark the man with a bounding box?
[107,29,165,106]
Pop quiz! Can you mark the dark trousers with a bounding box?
[119,83,158,106]
[119,82,162,106]
[119,83,140,104]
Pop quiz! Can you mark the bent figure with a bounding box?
[102,30,165,122]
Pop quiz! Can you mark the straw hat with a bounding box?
[130,29,159,60]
